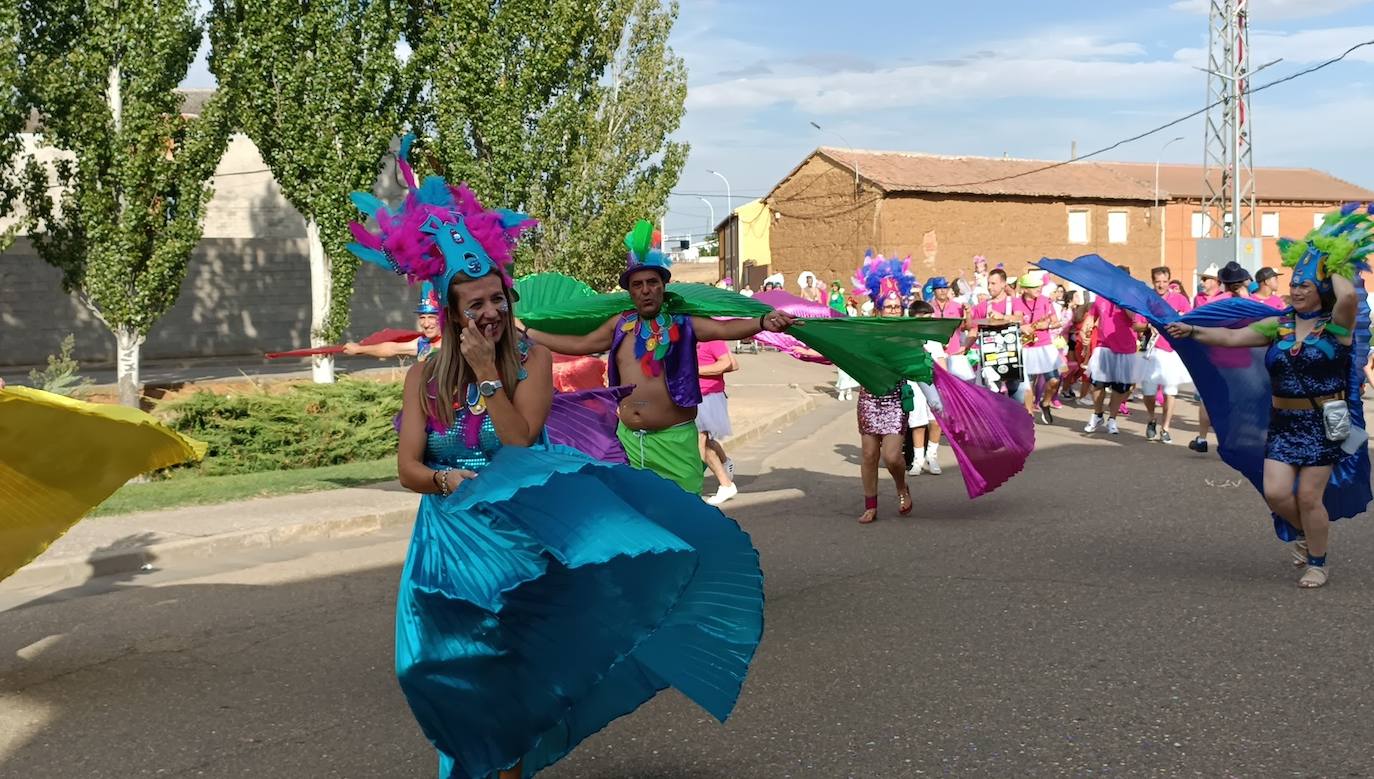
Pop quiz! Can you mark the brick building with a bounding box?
[759,148,1374,295]
[1099,162,1374,279]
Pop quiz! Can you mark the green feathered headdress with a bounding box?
[618,219,672,290]
[1277,202,1374,286]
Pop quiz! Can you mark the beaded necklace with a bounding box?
[1275,313,1346,358]
[621,312,679,377]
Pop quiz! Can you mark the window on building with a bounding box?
[1315,212,1328,228]
[1261,212,1280,237]
[1191,211,1212,238]
[1068,209,1090,244]
[1107,211,1129,244]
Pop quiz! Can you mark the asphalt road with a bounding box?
[4,390,1374,778]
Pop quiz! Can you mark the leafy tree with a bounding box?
[17,0,231,407]
[209,0,419,383]
[411,0,688,290]
[1,0,28,252]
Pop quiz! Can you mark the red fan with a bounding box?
[265,328,422,359]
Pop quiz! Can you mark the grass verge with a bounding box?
[93,458,398,517]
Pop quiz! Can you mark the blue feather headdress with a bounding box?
[1278,202,1374,289]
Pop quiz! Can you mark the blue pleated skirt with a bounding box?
[395,445,764,778]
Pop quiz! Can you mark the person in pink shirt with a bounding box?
[1012,271,1062,423]
[1193,264,1223,308]
[968,268,1018,392]
[927,277,974,381]
[695,339,738,506]
[1081,265,1147,435]
[1141,267,1193,443]
[1255,267,1287,309]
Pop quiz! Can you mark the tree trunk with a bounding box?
[306,217,335,384]
[115,326,144,408]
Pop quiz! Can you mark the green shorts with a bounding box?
[616,421,704,494]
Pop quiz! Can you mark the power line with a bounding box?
[897,39,1374,191]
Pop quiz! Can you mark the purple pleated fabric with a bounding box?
[545,386,634,464]
[750,290,842,362]
[929,362,1037,499]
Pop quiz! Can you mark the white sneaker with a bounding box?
[1106,417,1120,435]
[907,454,925,476]
[1084,413,1103,433]
[706,483,738,506]
[924,445,942,475]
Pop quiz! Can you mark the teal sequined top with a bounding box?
[424,413,502,472]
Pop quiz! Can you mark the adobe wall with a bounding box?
[767,157,1160,293]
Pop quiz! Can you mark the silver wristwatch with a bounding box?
[478,379,503,398]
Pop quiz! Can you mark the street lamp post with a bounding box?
[698,197,715,260]
[1155,135,1185,265]
[706,169,734,285]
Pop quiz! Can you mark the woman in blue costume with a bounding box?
[1038,205,1374,589]
[347,139,765,778]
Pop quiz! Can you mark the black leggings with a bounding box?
[1092,380,1132,395]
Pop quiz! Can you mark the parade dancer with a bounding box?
[343,281,444,361]
[348,146,766,777]
[1166,212,1369,587]
[903,300,945,476]
[1013,271,1062,423]
[1142,267,1192,443]
[1038,206,1372,589]
[525,220,795,494]
[1081,266,1147,435]
[857,290,915,522]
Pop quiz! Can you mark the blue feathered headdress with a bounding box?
[852,249,917,306]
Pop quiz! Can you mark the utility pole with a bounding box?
[1200,0,1261,272]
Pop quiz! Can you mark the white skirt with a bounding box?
[1143,348,1191,391]
[1087,347,1145,385]
[695,392,732,437]
[907,381,942,427]
[1022,343,1064,376]
[835,368,860,391]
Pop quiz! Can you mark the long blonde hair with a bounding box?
[421,273,522,430]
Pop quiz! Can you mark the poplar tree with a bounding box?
[17,0,230,406]
[0,1,23,251]
[412,0,688,289]
[208,0,418,383]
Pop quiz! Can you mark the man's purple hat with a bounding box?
[618,219,672,289]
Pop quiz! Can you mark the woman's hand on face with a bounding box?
[460,320,498,374]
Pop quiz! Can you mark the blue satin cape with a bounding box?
[396,444,764,778]
[1035,254,1371,539]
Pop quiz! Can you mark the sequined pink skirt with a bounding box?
[857,385,905,436]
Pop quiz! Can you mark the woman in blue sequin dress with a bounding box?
[348,148,764,778]
[1168,266,1358,588]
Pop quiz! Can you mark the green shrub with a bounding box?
[163,379,404,475]
[29,334,94,396]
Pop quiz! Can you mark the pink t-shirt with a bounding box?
[930,298,965,351]
[1012,294,1054,348]
[1193,291,1232,308]
[1260,294,1286,309]
[1153,291,1192,353]
[696,340,729,395]
[1090,297,1143,355]
[970,295,1016,323]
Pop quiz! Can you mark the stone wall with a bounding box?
[0,236,413,367]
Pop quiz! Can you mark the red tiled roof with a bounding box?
[1099,162,1374,203]
[791,148,1374,205]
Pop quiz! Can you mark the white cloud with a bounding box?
[687,55,1192,114]
[1170,0,1374,20]
[1174,25,1374,67]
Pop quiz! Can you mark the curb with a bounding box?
[6,388,822,592]
[4,508,415,593]
[720,386,822,450]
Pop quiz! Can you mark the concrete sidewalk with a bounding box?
[3,352,832,593]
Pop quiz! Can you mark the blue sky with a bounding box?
[182,0,1374,242]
